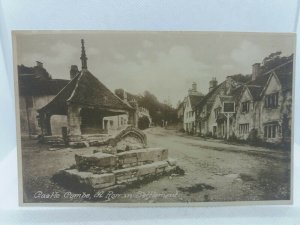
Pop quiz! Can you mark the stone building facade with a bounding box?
[235,60,293,144]
[183,82,204,133]
[195,76,245,137]
[194,55,293,146]
[18,62,69,138]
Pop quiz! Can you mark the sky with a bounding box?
[15,31,295,107]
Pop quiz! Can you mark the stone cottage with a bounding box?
[195,75,248,137]
[18,62,69,138]
[195,54,293,146]
[183,82,204,133]
[235,59,293,144]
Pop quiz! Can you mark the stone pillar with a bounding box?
[38,112,45,136]
[67,103,82,136]
[45,114,52,136]
[128,99,139,128]
[128,110,138,128]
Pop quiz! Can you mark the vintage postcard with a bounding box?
[13,31,295,206]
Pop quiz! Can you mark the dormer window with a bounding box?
[214,107,221,119]
[241,101,250,113]
[265,92,279,109]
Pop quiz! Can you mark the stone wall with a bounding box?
[19,95,56,138]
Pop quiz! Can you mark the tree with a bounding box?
[261,52,292,73]
[138,116,150,130]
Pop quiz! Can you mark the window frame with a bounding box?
[264,124,278,139]
[241,101,250,113]
[264,92,279,109]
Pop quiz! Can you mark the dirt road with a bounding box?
[21,127,291,203]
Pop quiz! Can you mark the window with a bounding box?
[264,92,279,109]
[239,123,249,134]
[214,107,221,119]
[241,101,250,113]
[264,124,278,138]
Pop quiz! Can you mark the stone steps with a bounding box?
[43,136,66,147]
[75,148,169,172]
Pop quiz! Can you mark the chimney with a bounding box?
[209,77,218,92]
[252,63,261,81]
[123,89,128,102]
[226,76,232,95]
[70,65,79,79]
[192,82,197,92]
[36,61,43,68]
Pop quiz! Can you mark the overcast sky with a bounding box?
[15,31,295,106]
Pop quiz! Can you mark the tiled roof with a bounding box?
[18,64,69,96]
[39,69,133,114]
[219,95,234,103]
[229,85,244,102]
[195,81,227,114]
[19,77,69,96]
[247,73,271,87]
[246,59,293,98]
[189,95,204,108]
[247,85,264,101]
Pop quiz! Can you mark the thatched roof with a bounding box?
[38,69,133,115]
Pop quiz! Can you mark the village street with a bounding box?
[22,126,291,203]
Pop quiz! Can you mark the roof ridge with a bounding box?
[67,70,84,102]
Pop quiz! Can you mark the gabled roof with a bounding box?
[247,59,293,99]
[195,81,227,114]
[230,85,244,102]
[247,73,271,87]
[38,69,133,115]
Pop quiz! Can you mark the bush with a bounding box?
[138,116,150,130]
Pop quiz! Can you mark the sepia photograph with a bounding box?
[13,31,295,205]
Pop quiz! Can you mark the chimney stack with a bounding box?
[192,82,197,92]
[123,89,128,102]
[209,77,218,92]
[252,63,261,81]
[70,65,79,80]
